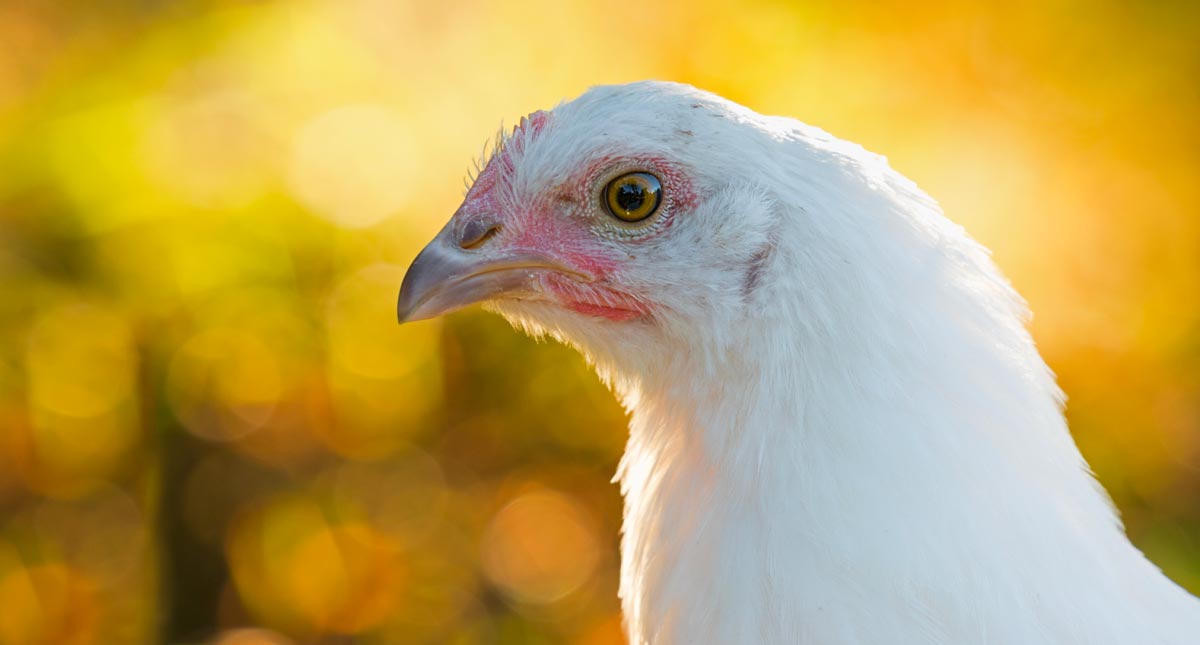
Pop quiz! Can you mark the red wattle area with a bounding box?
[566,301,644,321]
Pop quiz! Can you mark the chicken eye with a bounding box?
[604,172,662,223]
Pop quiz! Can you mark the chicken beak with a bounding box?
[397,221,589,323]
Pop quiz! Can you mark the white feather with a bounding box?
[487,81,1200,644]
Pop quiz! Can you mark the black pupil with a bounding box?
[615,181,645,213]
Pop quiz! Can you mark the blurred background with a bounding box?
[0,0,1197,643]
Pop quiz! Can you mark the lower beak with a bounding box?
[397,224,590,323]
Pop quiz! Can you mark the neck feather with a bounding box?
[607,209,1198,644]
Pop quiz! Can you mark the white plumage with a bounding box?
[398,81,1200,644]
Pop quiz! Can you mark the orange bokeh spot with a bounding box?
[226,496,406,637]
[0,558,100,645]
[481,489,602,605]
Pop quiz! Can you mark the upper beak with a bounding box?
[397,220,590,323]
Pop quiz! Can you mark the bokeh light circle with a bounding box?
[0,554,99,645]
[480,489,602,605]
[167,327,285,441]
[225,495,406,636]
[21,303,141,496]
[26,303,136,420]
[287,104,417,229]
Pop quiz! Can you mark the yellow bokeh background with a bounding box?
[0,0,1196,643]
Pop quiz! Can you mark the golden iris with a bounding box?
[604,172,662,223]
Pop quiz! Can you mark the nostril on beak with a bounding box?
[458,217,502,250]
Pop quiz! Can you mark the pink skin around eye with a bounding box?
[457,114,696,321]
[509,195,649,321]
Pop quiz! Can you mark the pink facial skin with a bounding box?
[454,112,696,321]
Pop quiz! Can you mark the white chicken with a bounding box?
[397,81,1200,644]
